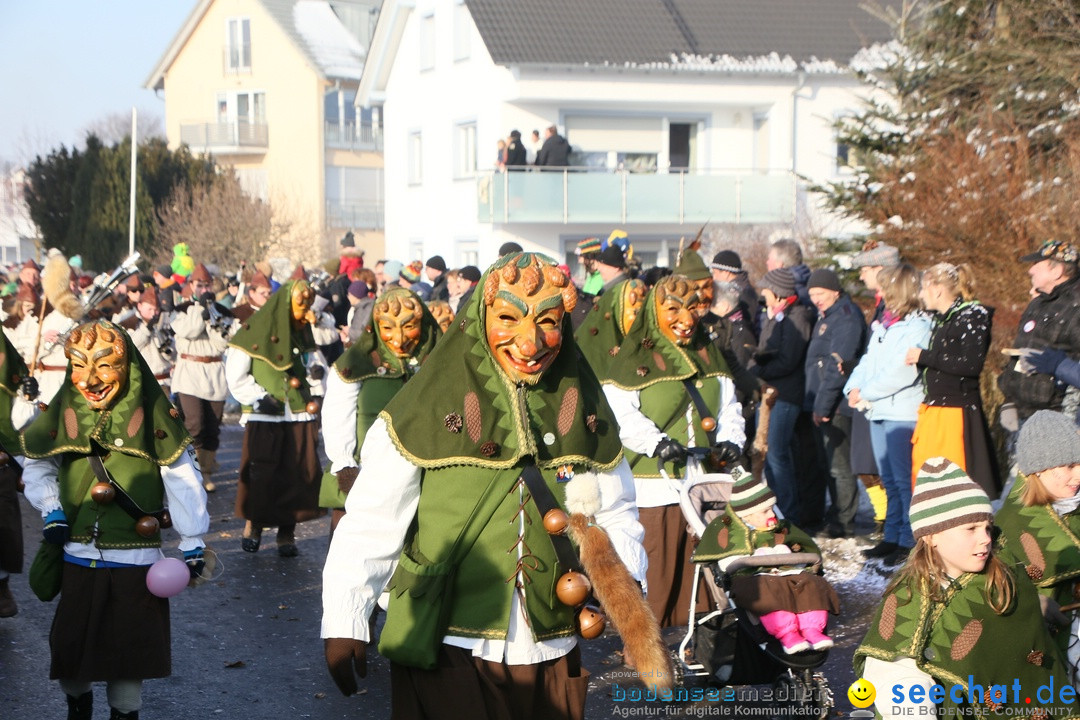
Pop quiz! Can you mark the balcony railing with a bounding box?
[326,201,383,231]
[477,168,795,225]
[179,121,268,154]
[325,122,382,151]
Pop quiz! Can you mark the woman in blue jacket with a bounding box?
[844,264,931,565]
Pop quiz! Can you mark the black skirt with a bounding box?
[50,562,171,681]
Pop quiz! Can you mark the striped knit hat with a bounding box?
[910,458,993,540]
[729,470,776,519]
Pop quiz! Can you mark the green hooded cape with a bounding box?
[574,278,637,380]
[0,329,31,451]
[228,279,318,414]
[379,252,622,471]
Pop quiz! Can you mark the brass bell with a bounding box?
[577,604,606,639]
[288,377,302,389]
[305,400,321,414]
[701,416,717,432]
[543,508,569,535]
[555,571,591,607]
[90,482,116,505]
[135,515,160,538]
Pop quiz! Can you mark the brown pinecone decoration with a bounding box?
[641,337,655,349]
[636,366,649,377]
[584,414,598,433]
[479,441,499,457]
[1027,565,1044,582]
[444,413,463,433]
[1026,649,1044,666]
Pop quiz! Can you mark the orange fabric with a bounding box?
[910,403,967,490]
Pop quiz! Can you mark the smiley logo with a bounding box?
[848,678,876,709]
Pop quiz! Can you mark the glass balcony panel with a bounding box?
[567,173,622,223]
[626,174,681,222]
[684,175,738,223]
[504,172,563,222]
[740,175,795,223]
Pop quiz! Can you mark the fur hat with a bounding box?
[910,458,993,540]
[729,472,777,519]
[807,268,841,292]
[760,268,796,299]
[1017,410,1080,476]
[710,250,743,274]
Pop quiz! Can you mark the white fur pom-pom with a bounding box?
[564,473,601,517]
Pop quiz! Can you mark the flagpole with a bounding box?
[128,107,137,257]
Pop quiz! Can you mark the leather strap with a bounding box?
[681,378,717,446]
[519,463,582,573]
[36,362,67,372]
[87,455,169,526]
[180,354,222,363]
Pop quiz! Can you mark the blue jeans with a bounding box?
[762,400,801,523]
[869,419,916,549]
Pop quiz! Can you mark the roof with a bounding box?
[146,0,364,90]
[464,0,894,69]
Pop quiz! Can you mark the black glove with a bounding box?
[325,638,367,696]
[711,440,743,466]
[183,548,205,581]
[309,365,326,381]
[19,375,38,401]
[43,509,69,545]
[1028,348,1067,376]
[253,395,284,415]
[654,438,687,464]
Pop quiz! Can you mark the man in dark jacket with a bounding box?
[535,125,571,167]
[424,256,449,302]
[999,239,1080,424]
[504,130,527,169]
[804,269,867,537]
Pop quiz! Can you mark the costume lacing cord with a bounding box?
[504,476,541,626]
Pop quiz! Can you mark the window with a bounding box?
[408,131,423,185]
[456,239,478,267]
[419,14,435,71]
[217,91,266,124]
[226,17,251,72]
[325,166,384,229]
[452,2,471,61]
[454,122,477,178]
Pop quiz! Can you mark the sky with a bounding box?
[0,0,199,166]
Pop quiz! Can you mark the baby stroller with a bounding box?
[663,452,834,718]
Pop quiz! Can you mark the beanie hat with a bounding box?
[459,265,482,283]
[498,242,523,257]
[576,237,602,257]
[851,241,899,268]
[1017,410,1080,476]
[426,255,447,273]
[807,268,841,293]
[597,244,626,269]
[155,264,173,279]
[340,231,355,248]
[348,280,369,299]
[760,268,796,299]
[910,458,993,540]
[401,260,423,284]
[383,260,404,280]
[710,250,743,274]
[729,472,777,519]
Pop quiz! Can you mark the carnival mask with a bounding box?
[654,276,700,347]
[692,277,714,318]
[484,255,576,385]
[374,294,424,358]
[618,279,646,335]
[66,321,130,411]
[290,280,315,325]
[428,301,454,333]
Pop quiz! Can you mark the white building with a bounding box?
[360,0,892,270]
[0,168,37,265]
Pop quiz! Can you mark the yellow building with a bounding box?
[146,0,384,265]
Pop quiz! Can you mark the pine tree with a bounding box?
[24,144,81,250]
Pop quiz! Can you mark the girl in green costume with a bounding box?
[855,457,1079,718]
[996,409,1080,688]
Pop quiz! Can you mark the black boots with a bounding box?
[110,709,139,720]
[66,692,93,720]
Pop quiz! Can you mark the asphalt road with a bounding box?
[0,420,884,720]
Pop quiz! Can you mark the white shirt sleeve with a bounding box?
[162,448,210,552]
[309,312,339,346]
[322,371,361,473]
[862,656,937,717]
[225,349,265,405]
[592,459,648,582]
[321,418,421,641]
[714,376,746,448]
[22,455,63,516]
[602,385,665,456]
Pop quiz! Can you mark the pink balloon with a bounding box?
[146,557,189,598]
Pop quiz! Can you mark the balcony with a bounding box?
[179,121,268,155]
[325,122,382,151]
[326,200,383,231]
[477,168,795,225]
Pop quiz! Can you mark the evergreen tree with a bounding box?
[24,144,81,250]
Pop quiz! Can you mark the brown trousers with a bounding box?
[390,645,588,720]
[235,420,324,526]
[639,504,711,628]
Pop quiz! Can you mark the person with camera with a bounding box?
[170,263,231,493]
[119,287,174,394]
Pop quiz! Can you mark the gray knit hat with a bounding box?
[910,458,993,540]
[852,242,899,268]
[1017,410,1080,476]
[729,471,776,518]
[760,268,796,299]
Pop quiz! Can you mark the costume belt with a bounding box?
[153,372,171,381]
[36,362,67,372]
[180,353,222,363]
